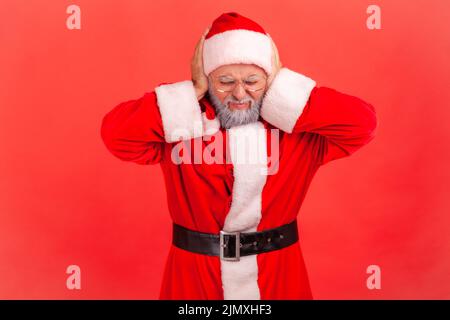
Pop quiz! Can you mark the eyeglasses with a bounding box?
[211,75,267,93]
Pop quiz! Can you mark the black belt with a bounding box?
[172,220,299,261]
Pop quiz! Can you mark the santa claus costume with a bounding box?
[101,12,377,300]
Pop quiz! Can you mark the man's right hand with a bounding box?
[267,34,283,88]
[191,28,209,100]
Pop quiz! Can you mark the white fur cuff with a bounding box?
[261,68,316,133]
[155,81,204,143]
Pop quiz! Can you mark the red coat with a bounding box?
[101,68,377,300]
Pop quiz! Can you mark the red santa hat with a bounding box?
[203,12,273,76]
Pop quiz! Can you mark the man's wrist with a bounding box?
[194,85,207,100]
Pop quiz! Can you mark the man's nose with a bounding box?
[232,83,247,101]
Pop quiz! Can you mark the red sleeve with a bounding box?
[293,86,377,165]
[260,67,377,166]
[101,79,213,164]
[100,91,165,165]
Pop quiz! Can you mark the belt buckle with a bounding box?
[219,230,240,261]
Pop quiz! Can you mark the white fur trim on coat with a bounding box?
[261,68,316,133]
[155,81,204,143]
[221,121,268,300]
[201,112,221,137]
[203,29,272,76]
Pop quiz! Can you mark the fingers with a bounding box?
[192,27,209,64]
[198,27,209,49]
[266,34,282,86]
[203,27,210,38]
[269,34,281,71]
[198,27,209,57]
[191,27,210,93]
[271,36,280,66]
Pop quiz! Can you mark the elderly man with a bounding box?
[101,12,377,300]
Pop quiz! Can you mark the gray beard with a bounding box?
[207,79,263,129]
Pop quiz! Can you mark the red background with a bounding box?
[1,0,449,299]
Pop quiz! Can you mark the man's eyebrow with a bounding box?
[218,74,262,81]
[218,75,234,81]
[246,74,261,80]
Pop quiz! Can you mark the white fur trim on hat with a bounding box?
[261,68,316,133]
[203,29,272,75]
[155,81,204,143]
[221,121,268,300]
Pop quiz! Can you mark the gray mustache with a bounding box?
[225,96,254,105]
